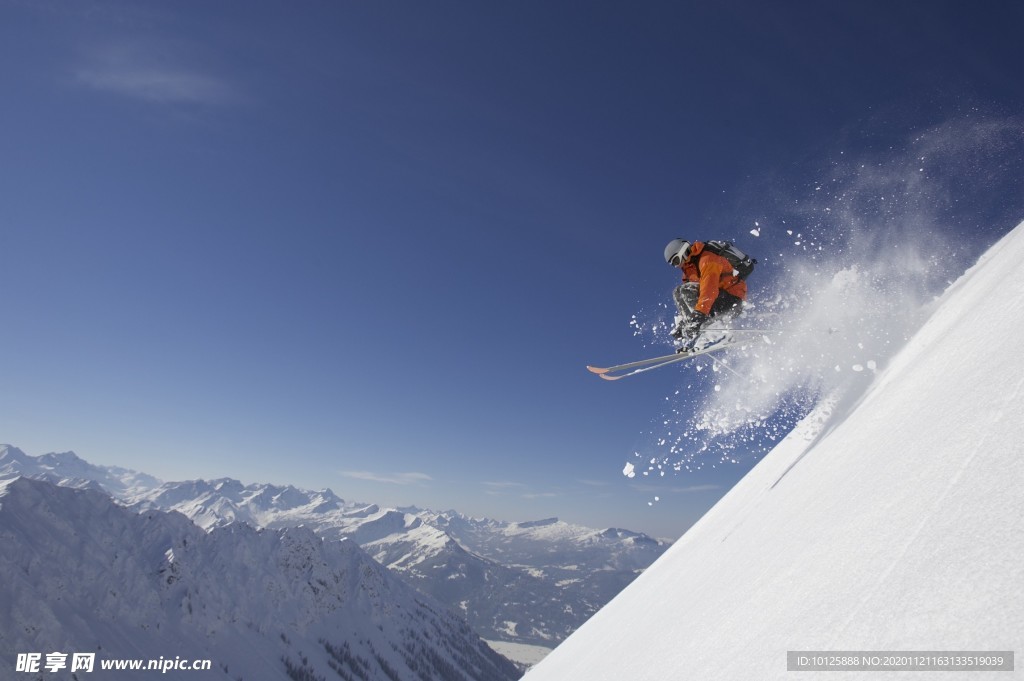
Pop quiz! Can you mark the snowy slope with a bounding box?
[0,476,519,681]
[525,222,1024,680]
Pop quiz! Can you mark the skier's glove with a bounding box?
[679,311,709,341]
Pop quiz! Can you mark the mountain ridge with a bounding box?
[0,443,668,649]
[0,475,519,681]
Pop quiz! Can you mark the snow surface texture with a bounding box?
[0,476,520,681]
[526,222,1024,679]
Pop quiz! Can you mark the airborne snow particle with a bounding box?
[622,462,636,478]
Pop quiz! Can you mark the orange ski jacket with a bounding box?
[680,242,748,315]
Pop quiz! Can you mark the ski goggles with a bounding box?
[669,244,691,267]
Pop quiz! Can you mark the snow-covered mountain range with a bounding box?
[0,475,518,681]
[0,444,667,654]
[524,224,1024,679]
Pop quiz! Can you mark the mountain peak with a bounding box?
[37,449,85,464]
[0,447,162,496]
[0,444,31,465]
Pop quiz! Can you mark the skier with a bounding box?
[584,239,756,380]
[663,239,751,348]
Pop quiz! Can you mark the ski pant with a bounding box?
[673,282,744,319]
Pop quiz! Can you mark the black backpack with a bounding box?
[700,240,757,280]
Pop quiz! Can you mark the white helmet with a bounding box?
[664,239,692,266]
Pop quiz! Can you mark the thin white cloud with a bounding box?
[482,481,526,489]
[482,480,526,496]
[74,43,236,106]
[77,66,233,104]
[522,491,560,500]
[340,470,433,486]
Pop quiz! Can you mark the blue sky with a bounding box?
[2,1,1023,538]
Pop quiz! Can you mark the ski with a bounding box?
[587,352,686,376]
[587,339,743,381]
